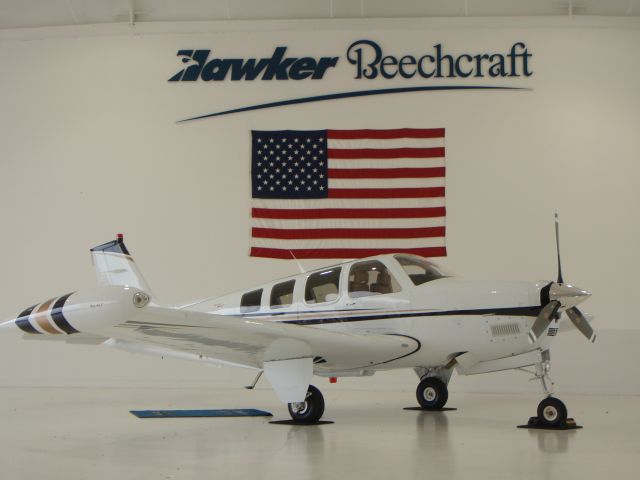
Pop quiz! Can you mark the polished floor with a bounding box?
[0,386,637,479]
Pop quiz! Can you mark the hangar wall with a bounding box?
[0,17,638,394]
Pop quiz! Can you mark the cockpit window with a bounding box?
[394,255,446,285]
[240,289,263,313]
[271,280,295,308]
[305,267,341,304]
[348,260,400,297]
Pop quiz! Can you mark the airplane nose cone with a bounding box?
[549,283,591,308]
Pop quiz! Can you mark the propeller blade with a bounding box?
[528,300,561,344]
[555,212,564,284]
[566,307,597,343]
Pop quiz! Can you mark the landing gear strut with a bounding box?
[287,385,325,423]
[518,352,580,429]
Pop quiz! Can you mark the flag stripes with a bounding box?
[326,128,445,139]
[250,246,448,260]
[328,167,445,179]
[252,206,446,220]
[252,226,446,240]
[328,147,444,159]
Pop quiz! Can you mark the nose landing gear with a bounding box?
[518,352,582,430]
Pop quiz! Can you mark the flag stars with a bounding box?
[254,132,328,199]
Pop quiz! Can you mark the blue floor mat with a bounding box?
[130,408,273,419]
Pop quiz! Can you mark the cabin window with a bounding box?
[395,255,446,286]
[305,268,341,304]
[348,260,400,297]
[240,289,263,313]
[271,280,295,308]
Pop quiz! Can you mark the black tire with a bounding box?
[287,385,325,423]
[416,377,448,410]
[536,397,568,428]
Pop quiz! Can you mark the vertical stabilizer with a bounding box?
[90,234,155,298]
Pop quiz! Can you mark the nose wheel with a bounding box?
[536,397,567,428]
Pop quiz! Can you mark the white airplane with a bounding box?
[0,217,594,426]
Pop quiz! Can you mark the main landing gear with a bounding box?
[416,377,449,410]
[409,366,455,411]
[287,385,325,423]
[518,353,581,430]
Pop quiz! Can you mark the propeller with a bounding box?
[528,214,595,344]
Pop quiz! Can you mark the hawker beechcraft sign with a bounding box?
[169,39,533,120]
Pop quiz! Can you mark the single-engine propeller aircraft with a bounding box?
[1,216,594,426]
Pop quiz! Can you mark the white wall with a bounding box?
[0,17,638,394]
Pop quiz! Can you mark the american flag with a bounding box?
[250,128,446,259]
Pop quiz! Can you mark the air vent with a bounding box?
[491,323,521,337]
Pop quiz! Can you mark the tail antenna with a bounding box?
[554,212,564,284]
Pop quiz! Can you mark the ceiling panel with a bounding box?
[0,0,636,30]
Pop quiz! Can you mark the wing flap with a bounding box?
[111,305,419,371]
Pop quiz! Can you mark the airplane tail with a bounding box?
[90,234,156,300]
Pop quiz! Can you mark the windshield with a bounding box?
[394,254,447,286]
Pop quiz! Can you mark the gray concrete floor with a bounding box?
[0,387,638,479]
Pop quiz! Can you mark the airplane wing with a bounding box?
[110,303,420,373]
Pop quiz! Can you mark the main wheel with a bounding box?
[288,385,325,423]
[536,397,568,428]
[416,377,448,410]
